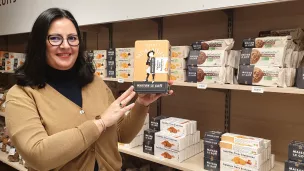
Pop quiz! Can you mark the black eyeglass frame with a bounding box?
[47,34,80,46]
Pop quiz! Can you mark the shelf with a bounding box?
[102,78,304,95]
[0,152,27,171]
[118,144,284,171]
[0,70,14,74]
[0,111,4,117]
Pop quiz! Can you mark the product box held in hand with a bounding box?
[133,40,171,93]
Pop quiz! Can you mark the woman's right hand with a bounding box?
[94,86,136,132]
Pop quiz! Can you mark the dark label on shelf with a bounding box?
[204,131,223,141]
[204,157,220,171]
[296,68,304,89]
[285,160,304,171]
[186,66,197,83]
[144,129,157,143]
[143,141,154,155]
[237,65,254,85]
[149,115,168,131]
[107,67,116,78]
[289,141,304,162]
[242,38,256,48]
[240,48,252,65]
[204,138,220,160]
[107,49,116,61]
[187,50,199,66]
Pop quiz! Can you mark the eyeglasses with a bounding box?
[47,34,80,46]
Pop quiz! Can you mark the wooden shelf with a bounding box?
[118,144,284,171]
[0,70,14,74]
[0,111,4,117]
[102,78,304,95]
[0,152,27,171]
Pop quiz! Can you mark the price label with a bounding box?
[8,148,16,155]
[251,86,264,93]
[197,83,207,89]
[118,78,124,83]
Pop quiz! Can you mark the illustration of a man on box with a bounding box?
[145,50,156,83]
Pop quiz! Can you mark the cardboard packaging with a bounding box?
[115,48,134,60]
[242,36,293,49]
[133,40,171,93]
[237,65,296,87]
[94,50,107,60]
[160,117,197,136]
[171,46,191,58]
[191,39,234,51]
[204,157,220,171]
[116,59,134,69]
[143,140,154,155]
[288,140,304,163]
[221,160,271,171]
[285,160,304,171]
[95,69,106,78]
[196,67,225,84]
[170,69,186,82]
[220,141,264,155]
[116,69,134,80]
[144,129,158,144]
[155,131,200,151]
[258,28,304,43]
[221,133,265,148]
[204,138,220,160]
[240,47,291,67]
[150,115,168,131]
[186,66,198,83]
[170,58,187,69]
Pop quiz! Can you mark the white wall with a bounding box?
[0,0,292,35]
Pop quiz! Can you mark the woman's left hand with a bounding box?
[136,80,174,107]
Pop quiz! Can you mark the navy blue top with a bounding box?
[45,65,99,171]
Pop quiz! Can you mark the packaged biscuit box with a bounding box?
[170,69,186,82]
[191,39,234,51]
[240,48,291,67]
[133,40,171,93]
[93,50,107,60]
[115,48,134,60]
[242,36,293,49]
[116,69,134,80]
[171,46,190,58]
[94,69,106,78]
[288,140,304,163]
[237,65,296,87]
[285,160,304,171]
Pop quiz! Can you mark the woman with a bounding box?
[5,8,173,171]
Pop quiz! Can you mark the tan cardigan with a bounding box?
[5,76,148,171]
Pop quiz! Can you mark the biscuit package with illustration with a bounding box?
[191,39,235,51]
[242,36,294,49]
[133,40,171,93]
[237,65,296,87]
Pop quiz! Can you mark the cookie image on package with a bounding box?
[255,39,265,48]
[253,67,264,83]
[197,68,206,82]
[250,49,261,64]
[198,51,207,64]
[201,42,210,50]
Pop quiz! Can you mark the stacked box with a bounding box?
[285,140,304,171]
[93,50,107,78]
[220,133,273,171]
[115,48,134,81]
[154,117,203,162]
[203,131,224,171]
[170,46,190,82]
[106,49,116,78]
[238,34,304,87]
[187,39,240,84]
[143,115,168,155]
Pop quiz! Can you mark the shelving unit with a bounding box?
[118,144,284,171]
[102,78,304,95]
[0,71,14,74]
[1,0,304,170]
[0,152,27,171]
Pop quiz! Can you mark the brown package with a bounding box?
[133,40,171,93]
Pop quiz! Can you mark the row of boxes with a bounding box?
[0,51,25,71]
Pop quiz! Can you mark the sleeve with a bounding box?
[5,86,100,171]
[104,87,149,144]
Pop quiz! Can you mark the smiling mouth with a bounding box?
[56,53,71,58]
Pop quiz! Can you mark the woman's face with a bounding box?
[46,18,79,70]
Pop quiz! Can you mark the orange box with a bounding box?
[133,40,171,93]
